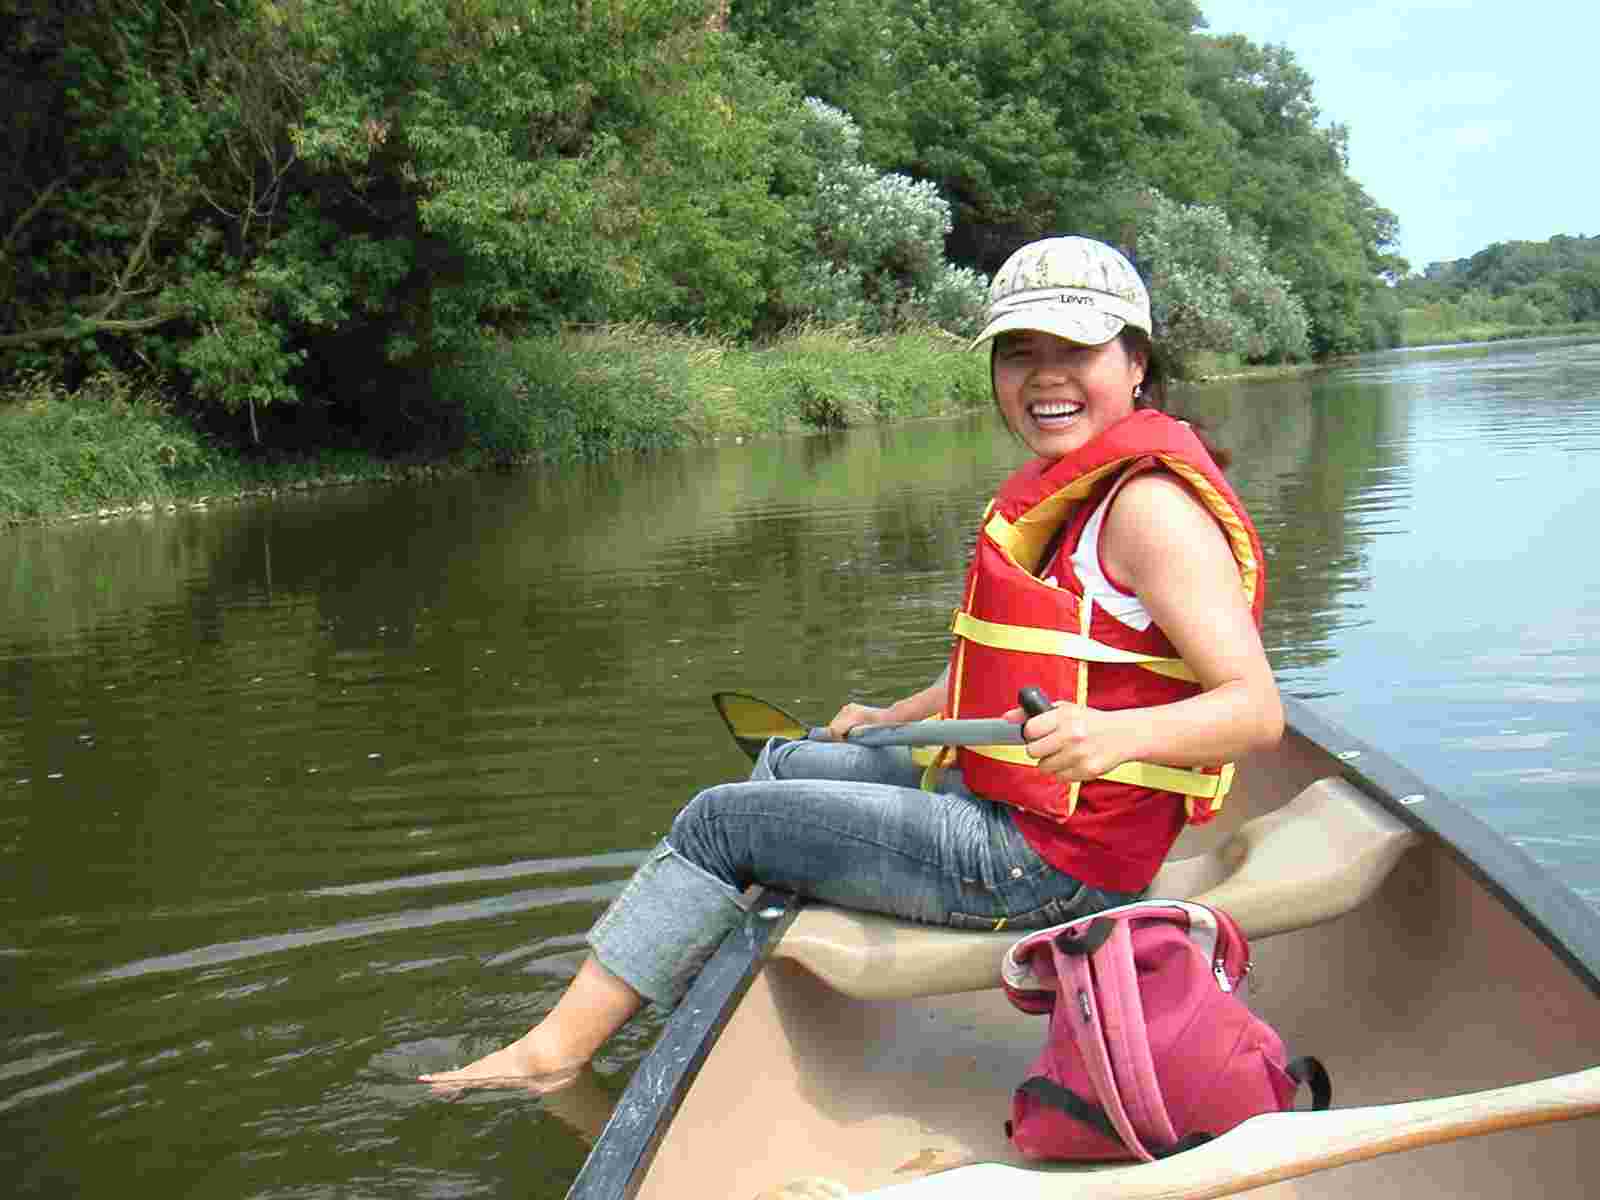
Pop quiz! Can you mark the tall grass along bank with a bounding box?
[3,325,992,527]
[0,371,220,525]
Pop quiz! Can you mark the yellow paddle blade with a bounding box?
[712,692,810,760]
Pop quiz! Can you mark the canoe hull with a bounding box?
[575,701,1600,1199]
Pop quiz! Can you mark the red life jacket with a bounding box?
[941,409,1266,827]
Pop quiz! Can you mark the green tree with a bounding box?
[3,0,813,449]
[733,3,1402,355]
[1556,263,1600,322]
[1396,234,1600,336]
[1178,35,1401,355]
[731,0,1204,270]
[1,0,224,362]
[275,0,792,444]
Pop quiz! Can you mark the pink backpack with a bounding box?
[1001,900,1330,1161]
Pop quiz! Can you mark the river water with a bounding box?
[3,336,1598,1197]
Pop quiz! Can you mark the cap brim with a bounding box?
[968,308,1128,352]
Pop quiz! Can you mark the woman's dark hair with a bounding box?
[989,328,1232,471]
[1120,328,1231,471]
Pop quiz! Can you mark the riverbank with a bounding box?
[3,322,1316,529]
[1397,317,1600,348]
[1,324,994,528]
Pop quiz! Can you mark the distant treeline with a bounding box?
[0,0,1482,459]
[1393,235,1600,344]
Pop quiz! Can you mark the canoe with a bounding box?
[566,697,1600,1200]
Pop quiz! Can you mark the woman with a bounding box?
[420,236,1283,1091]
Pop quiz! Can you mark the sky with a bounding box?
[1197,1,1597,273]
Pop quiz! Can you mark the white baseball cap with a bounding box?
[970,236,1152,350]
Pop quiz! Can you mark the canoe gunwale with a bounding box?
[565,888,801,1200]
[1282,697,1600,999]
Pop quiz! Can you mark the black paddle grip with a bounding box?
[1018,687,1053,718]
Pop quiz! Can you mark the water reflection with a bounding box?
[1183,372,1405,690]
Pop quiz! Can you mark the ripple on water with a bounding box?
[84,879,627,985]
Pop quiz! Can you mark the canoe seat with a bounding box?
[770,776,1419,1000]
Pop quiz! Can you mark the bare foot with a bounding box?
[419,955,643,1097]
[418,1033,585,1096]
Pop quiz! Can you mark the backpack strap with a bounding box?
[1012,1078,1218,1160]
[1048,918,1156,1161]
[1012,1076,1122,1145]
[1288,1056,1334,1110]
[1083,915,1183,1152]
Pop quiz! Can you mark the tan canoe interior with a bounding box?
[634,727,1600,1200]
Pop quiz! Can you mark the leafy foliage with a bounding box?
[1134,191,1309,367]
[2,0,818,448]
[4,0,1574,477]
[734,4,1403,356]
[0,369,218,523]
[1393,234,1600,343]
[731,0,1204,269]
[1407,236,1600,318]
[1174,35,1402,354]
[783,99,988,334]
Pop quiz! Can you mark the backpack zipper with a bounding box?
[1213,960,1234,993]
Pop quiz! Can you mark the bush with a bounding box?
[0,370,219,523]
[740,322,988,431]
[1135,192,1311,371]
[441,327,697,463]
[786,99,985,336]
[451,322,994,450]
[907,264,990,340]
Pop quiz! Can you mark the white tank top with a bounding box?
[1043,476,1154,631]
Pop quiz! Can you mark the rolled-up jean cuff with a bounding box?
[587,841,746,1010]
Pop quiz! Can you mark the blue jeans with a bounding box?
[587,738,1135,1008]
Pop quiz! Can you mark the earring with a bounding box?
[1133,383,1144,402]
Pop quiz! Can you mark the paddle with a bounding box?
[713,691,1051,762]
[850,1064,1600,1199]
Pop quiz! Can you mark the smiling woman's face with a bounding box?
[991,330,1147,460]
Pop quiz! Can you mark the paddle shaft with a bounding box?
[714,688,1055,761]
[806,688,1053,749]
[806,718,1024,749]
[854,1065,1600,1200]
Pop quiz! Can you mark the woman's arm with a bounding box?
[1012,472,1283,780]
[827,668,949,740]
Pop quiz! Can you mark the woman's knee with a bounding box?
[750,734,803,782]
[756,736,922,789]
[667,784,733,865]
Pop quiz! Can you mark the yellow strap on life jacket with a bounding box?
[933,450,1252,818]
[1185,763,1232,818]
[983,463,1126,573]
[950,611,1198,683]
[988,458,1260,608]
[1158,459,1260,606]
[972,460,1126,579]
[961,742,1236,803]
